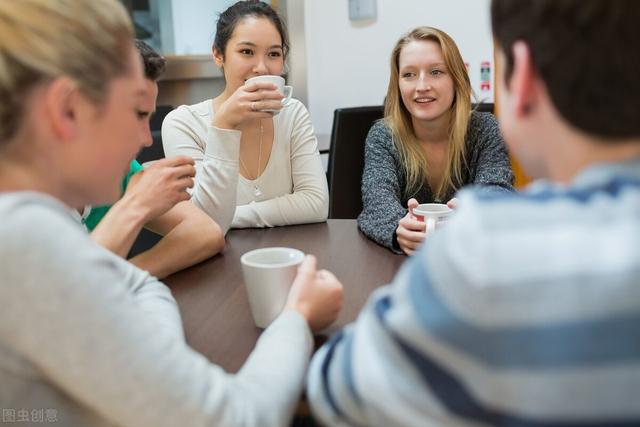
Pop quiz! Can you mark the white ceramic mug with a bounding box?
[412,203,453,234]
[244,75,293,115]
[240,247,304,328]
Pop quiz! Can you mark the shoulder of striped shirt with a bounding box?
[465,175,640,204]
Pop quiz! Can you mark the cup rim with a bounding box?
[240,247,304,269]
[245,75,285,84]
[413,203,453,216]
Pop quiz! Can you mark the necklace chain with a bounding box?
[239,119,264,181]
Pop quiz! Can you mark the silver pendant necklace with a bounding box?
[239,119,264,198]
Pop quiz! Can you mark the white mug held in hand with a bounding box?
[413,203,453,234]
[245,75,293,115]
[240,247,305,328]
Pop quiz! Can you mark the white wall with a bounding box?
[168,0,236,55]
[165,0,271,55]
[302,0,494,135]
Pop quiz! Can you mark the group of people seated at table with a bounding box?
[0,0,638,425]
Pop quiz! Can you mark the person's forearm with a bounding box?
[130,220,224,278]
[163,119,241,234]
[232,189,328,228]
[127,270,186,341]
[90,197,148,257]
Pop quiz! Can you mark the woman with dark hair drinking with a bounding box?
[163,0,328,233]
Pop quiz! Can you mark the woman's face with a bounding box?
[214,16,285,91]
[74,45,150,205]
[398,40,455,127]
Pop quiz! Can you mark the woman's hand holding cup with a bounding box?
[212,80,284,130]
[395,198,426,255]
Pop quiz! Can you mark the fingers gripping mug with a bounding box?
[412,203,453,234]
[245,75,293,115]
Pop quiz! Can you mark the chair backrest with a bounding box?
[473,102,494,114]
[327,105,384,219]
[136,104,174,164]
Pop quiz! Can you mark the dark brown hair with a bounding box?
[135,40,165,81]
[492,0,640,139]
[213,0,289,60]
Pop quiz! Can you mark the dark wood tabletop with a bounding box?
[165,219,406,373]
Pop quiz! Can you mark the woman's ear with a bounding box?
[212,46,224,68]
[44,77,80,142]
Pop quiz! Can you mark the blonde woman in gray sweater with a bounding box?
[0,1,342,426]
[358,27,514,254]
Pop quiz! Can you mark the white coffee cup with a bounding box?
[412,203,453,234]
[244,75,293,115]
[240,247,304,328]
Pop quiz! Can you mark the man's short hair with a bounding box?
[135,40,166,82]
[492,0,640,140]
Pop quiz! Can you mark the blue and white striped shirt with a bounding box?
[308,158,640,426]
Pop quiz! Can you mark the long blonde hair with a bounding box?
[384,27,472,200]
[0,0,133,143]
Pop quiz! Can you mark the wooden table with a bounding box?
[165,219,406,373]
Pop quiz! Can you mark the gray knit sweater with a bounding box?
[357,111,514,252]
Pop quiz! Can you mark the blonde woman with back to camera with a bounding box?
[357,27,514,254]
[0,1,342,426]
[162,0,329,233]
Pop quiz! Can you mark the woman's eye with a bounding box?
[401,72,415,78]
[431,69,444,76]
[268,51,282,58]
[136,110,150,120]
[240,49,253,55]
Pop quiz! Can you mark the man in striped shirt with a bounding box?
[307,0,640,425]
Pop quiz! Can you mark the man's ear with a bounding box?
[212,46,224,68]
[510,41,537,117]
[43,77,81,142]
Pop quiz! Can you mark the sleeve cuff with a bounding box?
[205,126,241,161]
[265,309,314,354]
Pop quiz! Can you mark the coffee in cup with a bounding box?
[240,247,304,328]
[244,75,293,115]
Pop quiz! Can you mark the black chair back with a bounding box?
[327,105,384,219]
[473,102,494,114]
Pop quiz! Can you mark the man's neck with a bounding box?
[547,131,640,183]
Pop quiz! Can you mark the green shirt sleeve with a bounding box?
[83,160,143,231]
[123,160,144,191]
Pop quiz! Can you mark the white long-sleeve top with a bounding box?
[0,192,313,427]
[162,99,329,233]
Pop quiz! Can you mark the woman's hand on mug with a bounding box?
[212,81,284,129]
[396,198,426,255]
[447,197,458,209]
[285,255,344,332]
